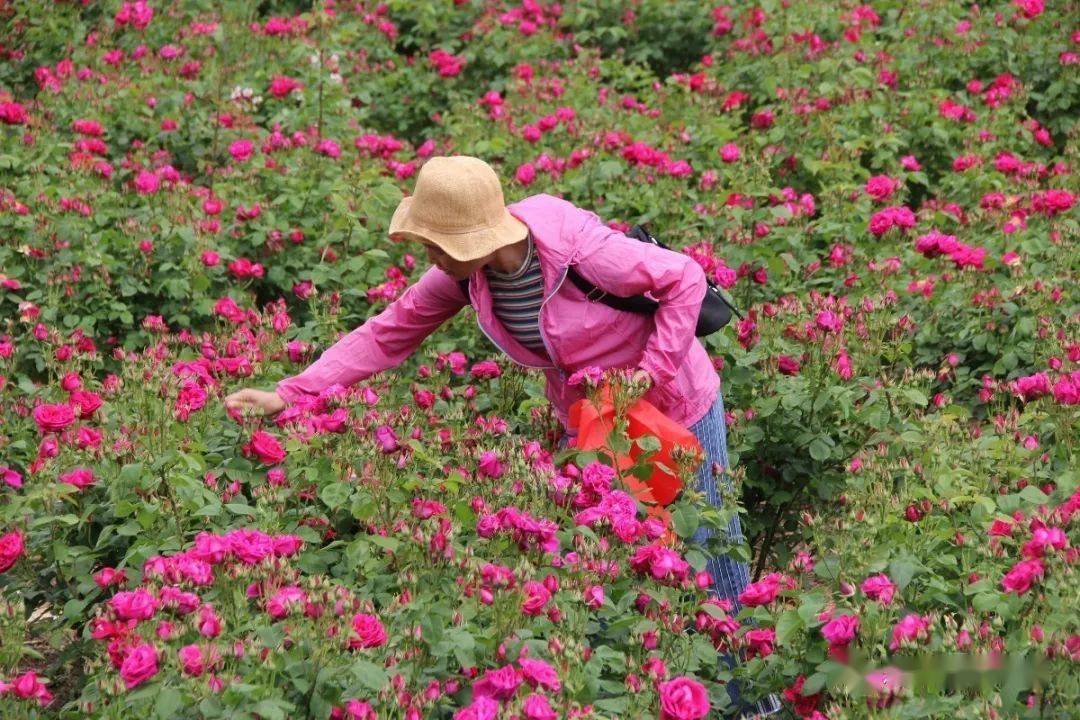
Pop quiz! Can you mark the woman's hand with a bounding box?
[223,388,286,417]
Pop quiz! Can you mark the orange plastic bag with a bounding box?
[567,384,703,543]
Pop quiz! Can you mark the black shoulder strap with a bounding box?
[566,266,659,314]
[457,277,470,301]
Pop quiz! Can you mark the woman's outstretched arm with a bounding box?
[273,265,468,404]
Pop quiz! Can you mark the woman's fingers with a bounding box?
[225,389,253,409]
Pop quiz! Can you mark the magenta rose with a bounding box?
[861,574,897,605]
[32,403,75,433]
[266,586,308,619]
[69,390,103,419]
[519,658,560,693]
[471,664,523,701]
[0,530,26,574]
[58,467,96,490]
[522,693,558,720]
[737,572,782,607]
[889,613,933,651]
[246,430,286,465]
[348,613,388,649]
[227,528,274,565]
[110,588,159,621]
[1001,558,1045,595]
[178,644,206,676]
[119,643,159,689]
[658,676,711,720]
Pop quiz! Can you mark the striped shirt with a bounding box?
[485,231,550,357]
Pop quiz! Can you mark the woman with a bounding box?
[225,155,780,717]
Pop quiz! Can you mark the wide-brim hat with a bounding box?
[388,155,529,262]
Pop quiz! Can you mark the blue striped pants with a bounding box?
[687,390,781,717]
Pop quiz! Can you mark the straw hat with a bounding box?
[388,155,529,262]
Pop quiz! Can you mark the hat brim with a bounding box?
[388,196,528,262]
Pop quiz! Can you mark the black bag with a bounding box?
[458,223,743,336]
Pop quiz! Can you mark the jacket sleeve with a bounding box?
[567,206,707,387]
[275,266,468,403]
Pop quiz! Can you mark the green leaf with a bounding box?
[350,660,388,691]
[1018,485,1048,506]
[775,610,803,644]
[888,557,918,590]
[672,504,700,538]
[902,388,928,406]
[808,437,831,461]
[155,687,183,719]
[320,482,353,510]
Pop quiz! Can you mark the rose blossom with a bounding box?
[889,613,932,650]
[471,664,522,701]
[245,430,286,464]
[348,614,388,649]
[658,676,710,720]
[518,658,560,692]
[1001,558,1044,595]
[0,530,26,574]
[861,574,897,605]
[821,614,860,659]
[737,572,782,606]
[119,643,159,689]
[32,403,75,433]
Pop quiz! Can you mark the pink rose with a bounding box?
[742,627,776,658]
[583,585,605,609]
[228,139,254,161]
[736,573,782,607]
[0,530,26,574]
[1,466,23,489]
[197,605,222,637]
[889,613,932,650]
[267,586,308,619]
[178,644,208,675]
[518,658,560,692]
[453,696,499,720]
[860,574,896,605]
[69,390,103,419]
[865,666,905,709]
[719,143,741,163]
[119,643,159,689]
[1001,558,1044,595]
[348,613,388,649]
[245,430,286,465]
[821,614,860,659]
[59,467,96,490]
[32,403,75,433]
[522,693,558,720]
[864,175,899,202]
[6,671,53,705]
[470,360,502,379]
[658,676,711,720]
[472,664,522,701]
[110,588,159,620]
[477,451,504,479]
[515,162,537,185]
[227,529,274,565]
[521,581,550,616]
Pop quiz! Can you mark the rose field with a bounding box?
[1,0,1079,718]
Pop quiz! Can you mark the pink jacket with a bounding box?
[276,193,721,433]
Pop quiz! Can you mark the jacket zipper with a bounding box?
[468,276,556,372]
[537,266,569,381]
[468,266,570,379]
